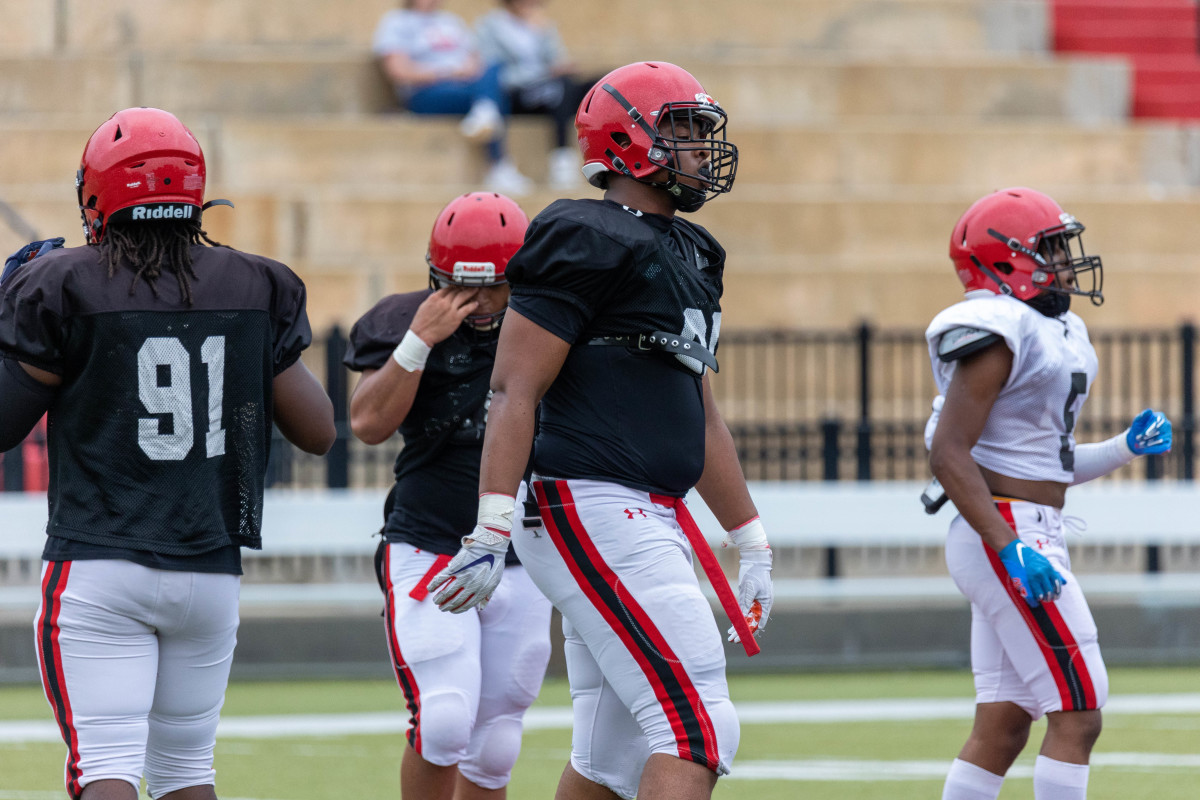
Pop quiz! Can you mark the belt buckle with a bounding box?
[635,333,654,351]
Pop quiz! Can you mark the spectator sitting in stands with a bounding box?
[475,0,601,189]
[373,0,532,195]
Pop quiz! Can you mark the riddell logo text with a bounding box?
[131,205,194,220]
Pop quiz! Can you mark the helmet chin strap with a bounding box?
[969,255,1016,297]
[1026,291,1071,318]
[656,155,710,213]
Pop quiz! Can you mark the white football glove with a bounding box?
[724,517,773,643]
[428,493,514,614]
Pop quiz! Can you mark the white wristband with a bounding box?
[477,492,516,534]
[392,329,432,372]
[728,516,769,550]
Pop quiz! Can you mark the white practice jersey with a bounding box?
[925,291,1098,483]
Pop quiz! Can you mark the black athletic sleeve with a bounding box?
[0,259,67,375]
[343,291,429,372]
[270,267,312,375]
[0,357,56,452]
[506,215,632,343]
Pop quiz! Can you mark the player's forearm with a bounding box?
[1071,434,1136,485]
[348,363,420,445]
[478,388,536,497]
[695,449,758,530]
[695,386,758,529]
[930,445,1015,552]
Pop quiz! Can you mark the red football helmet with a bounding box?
[949,187,1103,306]
[426,192,529,329]
[76,107,228,244]
[575,61,737,211]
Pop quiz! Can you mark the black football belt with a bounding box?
[587,331,719,373]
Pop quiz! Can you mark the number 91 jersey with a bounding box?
[0,244,311,554]
[506,198,725,497]
[925,291,1098,483]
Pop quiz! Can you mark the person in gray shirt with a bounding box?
[475,0,604,189]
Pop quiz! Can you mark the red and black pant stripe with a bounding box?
[534,480,721,770]
[37,561,83,799]
[382,547,425,753]
[989,503,1098,711]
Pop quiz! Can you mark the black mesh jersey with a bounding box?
[506,198,725,496]
[344,291,517,563]
[0,243,311,561]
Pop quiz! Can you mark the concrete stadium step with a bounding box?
[0,52,1132,123]
[5,185,1197,329]
[6,115,1196,193]
[1,0,1045,57]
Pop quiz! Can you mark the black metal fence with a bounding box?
[3,323,1195,491]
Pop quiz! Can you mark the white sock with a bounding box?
[1034,755,1089,800]
[943,758,1004,800]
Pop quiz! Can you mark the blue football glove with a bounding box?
[2,238,65,285]
[1126,409,1172,456]
[998,540,1065,607]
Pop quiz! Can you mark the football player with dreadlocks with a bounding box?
[343,192,551,800]
[425,62,774,800]
[926,188,1172,800]
[0,107,335,800]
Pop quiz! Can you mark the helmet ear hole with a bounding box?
[994,262,1014,275]
[611,132,631,149]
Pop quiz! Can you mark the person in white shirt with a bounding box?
[373,0,532,195]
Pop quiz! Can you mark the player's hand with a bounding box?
[428,525,510,613]
[2,237,65,285]
[998,540,1065,607]
[1126,409,1172,456]
[410,286,479,346]
[724,518,773,642]
[427,493,514,613]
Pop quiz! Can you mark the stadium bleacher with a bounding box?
[3,0,1200,332]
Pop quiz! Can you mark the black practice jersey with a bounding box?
[0,243,310,568]
[507,198,725,496]
[344,291,517,563]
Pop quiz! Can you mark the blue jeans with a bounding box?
[405,63,506,162]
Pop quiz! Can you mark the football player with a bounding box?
[343,192,551,800]
[425,62,774,800]
[927,188,1172,800]
[0,108,336,800]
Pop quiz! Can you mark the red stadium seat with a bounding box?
[1052,0,1200,118]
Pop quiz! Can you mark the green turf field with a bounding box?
[3,667,1199,799]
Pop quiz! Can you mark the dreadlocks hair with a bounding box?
[96,219,225,306]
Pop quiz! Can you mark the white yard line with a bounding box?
[5,694,1200,743]
[727,752,1200,781]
